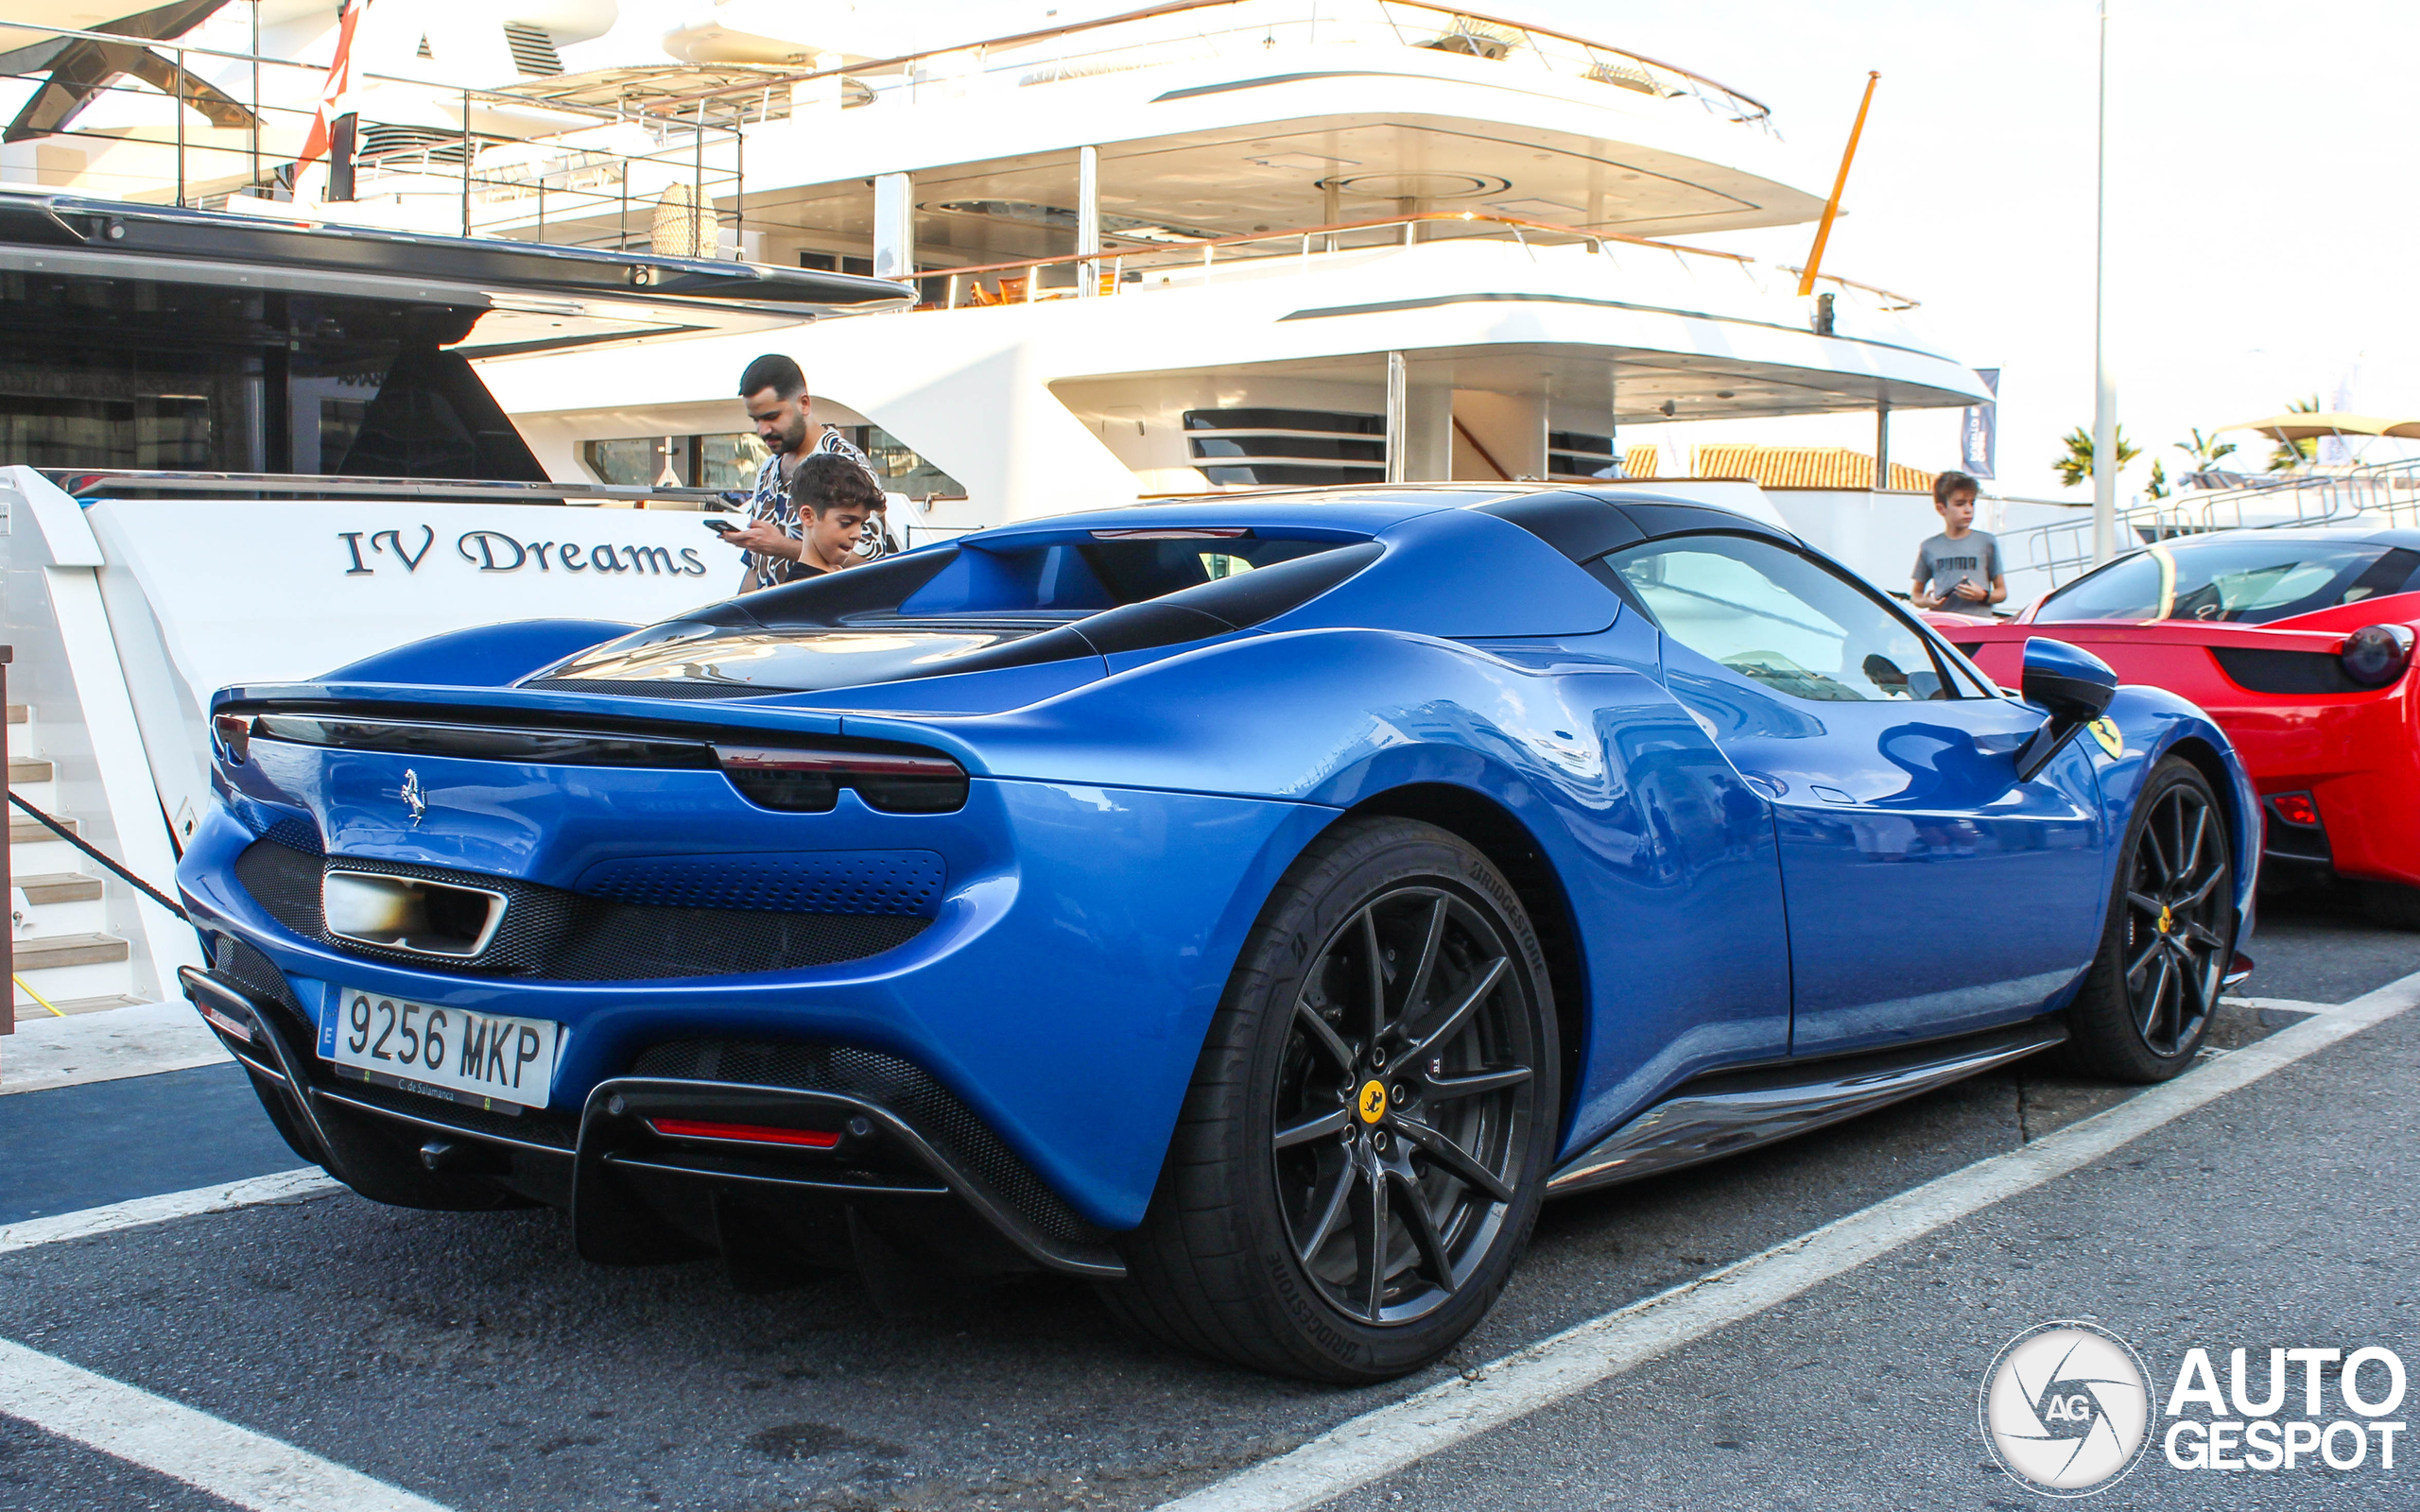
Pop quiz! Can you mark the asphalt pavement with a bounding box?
[1,884,2413,1512]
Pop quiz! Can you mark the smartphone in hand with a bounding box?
[702,517,738,534]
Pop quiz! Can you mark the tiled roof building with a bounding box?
[1685,444,1937,491]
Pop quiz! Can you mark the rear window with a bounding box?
[2041,540,2420,625]
[897,534,1345,616]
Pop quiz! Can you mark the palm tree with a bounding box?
[2177,427,2237,478]
[2269,395,2321,472]
[2053,425,2141,489]
[2145,457,2169,501]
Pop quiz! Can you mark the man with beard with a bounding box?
[722,352,879,593]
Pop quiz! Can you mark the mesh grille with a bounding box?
[212,932,304,1017]
[2212,646,2364,696]
[577,851,943,916]
[263,816,325,855]
[630,1039,1107,1246]
[519,679,772,700]
[233,839,926,981]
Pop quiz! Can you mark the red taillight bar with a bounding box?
[714,746,962,778]
[646,1117,841,1148]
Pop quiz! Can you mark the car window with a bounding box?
[2040,541,2420,624]
[1599,534,1955,701]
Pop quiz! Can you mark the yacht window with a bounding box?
[1184,407,1387,487]
[580,425,961,499]
[1547,430,1621,479]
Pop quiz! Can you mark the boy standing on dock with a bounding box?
[1911,471,2007,611]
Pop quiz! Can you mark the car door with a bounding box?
[1595,530,2107,1056]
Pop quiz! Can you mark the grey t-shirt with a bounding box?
[1914,530,2000,600]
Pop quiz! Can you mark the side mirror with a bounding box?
[2013,637,2117,782]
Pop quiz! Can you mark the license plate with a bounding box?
[327,988,562,1112]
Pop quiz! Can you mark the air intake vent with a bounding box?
[1183,407,1385,488]
[502,21,563,77]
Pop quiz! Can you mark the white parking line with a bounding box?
[1160,968,2420,1512]
[0,1168,338,1256]
[2221,995,2336,1015]
[0,1338,453,1511]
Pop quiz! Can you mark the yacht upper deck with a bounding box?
[1,2,1828,271]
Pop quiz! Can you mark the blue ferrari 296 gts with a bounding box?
[180,487,2256,1382]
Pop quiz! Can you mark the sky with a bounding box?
[1531,0,2420,499]
[567,1,2415,500]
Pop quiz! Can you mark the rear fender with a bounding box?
[320,619,634,686]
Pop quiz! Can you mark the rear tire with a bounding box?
[2064,759,2235,1083]
[1103,816,1560,1383]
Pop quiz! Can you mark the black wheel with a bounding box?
[2359,881,2420,931]
[1104,816,1559,1383]
[2065,759,2235,1081]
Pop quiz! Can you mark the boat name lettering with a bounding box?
[337,529,708,578]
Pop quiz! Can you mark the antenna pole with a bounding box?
[1796,71,1879,298]
[2091,0,2118,562]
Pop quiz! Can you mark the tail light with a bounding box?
[2266,791,2321,828]
[715,744,969,814]
[2341,624,2415,687]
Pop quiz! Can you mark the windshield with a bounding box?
[2038,540,2420,625]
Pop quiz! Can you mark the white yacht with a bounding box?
[7,1,1988,529]
[0,1,1999,1017]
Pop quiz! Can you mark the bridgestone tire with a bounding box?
[2063,758,2236,1083]
[1102,816,1560,1383]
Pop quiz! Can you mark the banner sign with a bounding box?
[1962,368,2000,479]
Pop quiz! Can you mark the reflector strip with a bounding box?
[197,1005,254,1043]
[647,1118,840,1148]
[2268,792,2322,827]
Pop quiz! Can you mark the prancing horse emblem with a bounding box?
[401,768,426,826]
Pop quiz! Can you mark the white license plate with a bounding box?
[328,988,562,1112]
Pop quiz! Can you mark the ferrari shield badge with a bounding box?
[2087,717,2125,759]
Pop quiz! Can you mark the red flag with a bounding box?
[296,0,367,169]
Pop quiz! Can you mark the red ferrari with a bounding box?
[1930,526,2420,926]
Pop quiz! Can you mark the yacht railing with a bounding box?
[2002,459,2420,587]
[910,211,1910,318]
[631,0,1776,136]
[38,470,733,507]
[0,22,746,250]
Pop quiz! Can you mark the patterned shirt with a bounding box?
[740,428,880,592]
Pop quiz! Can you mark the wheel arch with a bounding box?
[1339,782,1588,1134]
[2151,729,2260,923]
